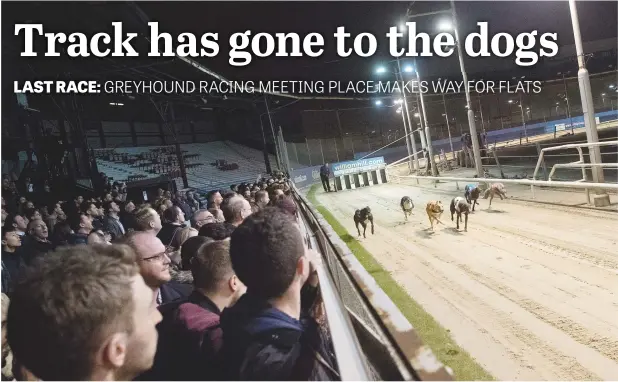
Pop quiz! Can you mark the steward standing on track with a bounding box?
[320,163,332,192]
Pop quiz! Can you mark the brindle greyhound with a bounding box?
[354,207,374,238]
[483,183,507,208]
[400,196,414,221]
[464,184,481,211]
[450,196,470,231]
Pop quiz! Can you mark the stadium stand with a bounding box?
[94,141,299,192]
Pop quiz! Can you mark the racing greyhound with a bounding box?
[464,184,481,212]
[354,207,374,238]
[400,196,414,221]
[450,196,471,231]
[425,201,444,231]
[483,183,507,208]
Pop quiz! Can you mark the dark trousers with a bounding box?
[320,175,331,192]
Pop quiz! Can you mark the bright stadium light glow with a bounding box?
[437,19,453,31]
[376,66,387,74]
[508,100,514,104]
[394,99,403,104]
[375,100,383,106]
[403,65,414,73]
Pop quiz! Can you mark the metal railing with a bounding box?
[548,163,618,181]
[295,196,372,380]
[531,140,618,202]
[387,172,618,194]
[292,184,453,380]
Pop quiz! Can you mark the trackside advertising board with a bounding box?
[332,157,385,177]
[291,165,322,189]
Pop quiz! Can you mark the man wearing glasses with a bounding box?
[191,209,215,230]
[119,231,192,305]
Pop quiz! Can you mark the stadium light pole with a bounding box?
[414,96,427,151]
[264,96,282,170]
[395,102,414,173]
[518,93,529,142]
[407,60,438,176]
[377,62,419,172]
[438,2,484,176]
[442,94,455,160]
[408,4,482,176]
[397,63,420,173]
[558,71,575,133]
[568,0,608,205]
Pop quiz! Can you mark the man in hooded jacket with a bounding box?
[218,208,339,381]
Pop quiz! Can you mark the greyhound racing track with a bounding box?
[315,183,618,380]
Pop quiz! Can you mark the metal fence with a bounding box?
[286,137,367,168]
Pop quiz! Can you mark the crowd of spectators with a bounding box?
[1,170,338,381]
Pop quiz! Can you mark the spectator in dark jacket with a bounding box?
[69,213,92,245]
[82,201,104,231]
[157,206,186,251]
[319,163,331,192]
[219,208,338,381]
[120,201,137,232]
[186,191,200,212]
[21,219,54,266]
[50,221,72,247]
[138,240,245,381]
[174,191,193,222]
[102,201,125,240]
[1,228,24,296]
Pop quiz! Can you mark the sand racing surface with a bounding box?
[315,183,618,380]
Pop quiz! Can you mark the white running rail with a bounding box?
[531,140,618,203]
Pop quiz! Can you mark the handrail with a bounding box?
[293,191,372,380]
[292,184,453,381]
[548,163,618,181]
[531,140,618,201]
[388,173,618,190]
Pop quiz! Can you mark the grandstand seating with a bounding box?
[94,141,296,192]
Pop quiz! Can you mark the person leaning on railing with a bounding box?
[218,208,339,381]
